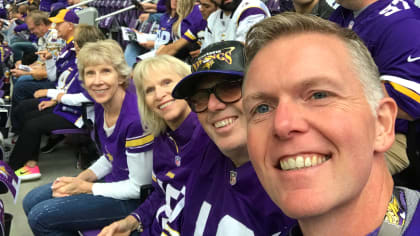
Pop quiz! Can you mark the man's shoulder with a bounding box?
[207,9,222,24]
[357,0,420,27]
[397,186,420,235]
[235,0,269,14]
[331,0,420,28]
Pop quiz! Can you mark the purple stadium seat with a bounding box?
[51,128,88,135]
[79,229,101,236]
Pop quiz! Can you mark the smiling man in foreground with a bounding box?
[243,13,420,235]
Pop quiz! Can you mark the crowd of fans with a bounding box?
[0,0,418,234]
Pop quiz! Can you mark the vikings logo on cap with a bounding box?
[192,46,235,72]
[171,40,245,99]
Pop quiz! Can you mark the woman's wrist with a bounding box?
[129,214,143,232]
[82,181,93,194]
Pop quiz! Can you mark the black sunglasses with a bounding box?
[187,79,243,113]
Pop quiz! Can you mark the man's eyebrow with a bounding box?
[298,76,344,91]
[243,92,275,107]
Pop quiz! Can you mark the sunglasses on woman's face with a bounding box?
[187,79,243,113]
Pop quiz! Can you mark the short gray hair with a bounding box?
[78,39,131,89]
[133,55,191,136]
[245,13,384,114]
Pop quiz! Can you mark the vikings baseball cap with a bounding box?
[49,9,79,24]
[172,40,245,99]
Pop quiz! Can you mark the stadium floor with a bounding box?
[1,137,82,236]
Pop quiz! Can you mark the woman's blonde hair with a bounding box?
[172,0,195,37]
[78,39,131,89]
[133,55,191,136]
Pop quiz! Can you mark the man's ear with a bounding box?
[374,97,398,153]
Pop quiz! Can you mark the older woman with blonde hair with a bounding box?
[10,24,103,180]
[98,55,211,236]
[22,39,154,235]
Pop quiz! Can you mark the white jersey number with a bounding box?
[379,0,410,16]
[193,201,254,236]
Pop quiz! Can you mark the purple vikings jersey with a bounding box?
[52,64,88,127]
[330,0,420,132]
[181,141,296,236]
[56,39,77,81]
[131,113,211,235]
[288,187,420,235]
[154,5,206,51]
[94,90,154,183]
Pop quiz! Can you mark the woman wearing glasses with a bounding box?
[98,55,211,236]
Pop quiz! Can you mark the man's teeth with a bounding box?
[159,101,174,109]
[280,155,329,171]
[214,118,235,128]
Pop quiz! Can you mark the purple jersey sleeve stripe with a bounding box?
[389,82,420,104]
[237,7,267,25]
[182,29,197,42]
[387,82,420,118]
[125,134,154,148]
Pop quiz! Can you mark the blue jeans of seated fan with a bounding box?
[10,41,37,62]
[23,183,141,236]
[124,41,148,68]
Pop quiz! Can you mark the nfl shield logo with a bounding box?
[229,170,237,186]
[175,155,181,167]
[348,20,355,30]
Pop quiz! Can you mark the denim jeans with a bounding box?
[13,74,34,83]
[124,42,148,68]
[10,41,37,62]
[23,183,141,236]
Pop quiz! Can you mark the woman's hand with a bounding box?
[139,40,154,49]
[10,68,29,77]
[34,89,48,98]
[38,100,56,111]
[98,215,139,236]
[51,177,93,198]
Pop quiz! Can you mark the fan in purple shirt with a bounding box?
[98,55,211,236]
[171,40,295,235]
[22,40,154,235]
[329,0,420,182]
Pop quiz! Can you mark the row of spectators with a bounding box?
[0,0,417,234]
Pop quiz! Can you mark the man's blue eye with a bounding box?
[312,92,328,99]
[256,104,270,114]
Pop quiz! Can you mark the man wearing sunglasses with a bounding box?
[172,41,295,235]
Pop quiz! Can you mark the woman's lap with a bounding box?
[24,183,140,233]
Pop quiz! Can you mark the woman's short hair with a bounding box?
[78,39,131,89]
[133,55,191,136]
[74,24,105,49]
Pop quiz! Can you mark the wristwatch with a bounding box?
[136,221,144,233]
[131,213,144,233]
